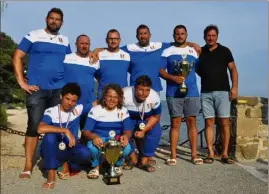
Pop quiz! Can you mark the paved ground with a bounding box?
[1,109,268,194]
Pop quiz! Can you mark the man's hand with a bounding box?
[192,43,201,56]
[92,100,98,107]
[93,136,103,149]
[120,135,129,147]
[20,82,39,94]
[229,87,238,101]
[64,129,76,148]
[172,76,185,85]
[134,131,145,139]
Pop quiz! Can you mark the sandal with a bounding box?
[114,167,123,176]
[138,164,155,172]
[221,157,234,164]
[123,161,136,170]
[191,158,203,165]
[165,158,177,166]
[42,181,55,190]
[19,171,31,179]
[57,172,70,180]
[148,159,156,166]
[203,157,214,164]
[87,169,99,179]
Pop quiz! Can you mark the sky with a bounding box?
[1,1,268,99]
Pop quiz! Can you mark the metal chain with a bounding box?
[0,126,43,140]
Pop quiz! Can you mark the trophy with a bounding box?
[101,130,122,185]
[173,54,194,94]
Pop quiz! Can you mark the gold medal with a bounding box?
[59,142,66,150]
[139,123,146,130]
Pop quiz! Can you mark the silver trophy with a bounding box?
[173,54,194,94]
[101,130,122,185]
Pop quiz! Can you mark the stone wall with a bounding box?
[230,96,268,161]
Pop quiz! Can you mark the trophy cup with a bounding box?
[173,54,194,95]
[101,130,122,185]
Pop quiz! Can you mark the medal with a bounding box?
[137,101,146,131]
[59,142,66,150]
[58,105,71,151]
[139,123,146,130]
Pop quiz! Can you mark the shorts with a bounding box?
[200,91,231,118]
[166,97,201,118]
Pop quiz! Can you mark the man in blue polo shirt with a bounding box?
[95,29,130,99]
[160,25,202,166]
[13,8,71,179]
[64,34,99,128]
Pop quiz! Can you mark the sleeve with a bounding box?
[66,44,72,54]
[226,48,234,64]
[121,108,132,132]
[151,94,162,115]
[83,108,97,131]
[120,45,129,53]
[82,103,92,115]
[17,32,34,53]
[160,50,168,69]
[41,109,53,125]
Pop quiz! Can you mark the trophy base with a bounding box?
[104,176,121,185]
[178,87,188,96]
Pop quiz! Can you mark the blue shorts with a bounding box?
[201,91,231,119]
[166,97,201,118]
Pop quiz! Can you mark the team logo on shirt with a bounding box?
[147,103,153,109]
[120,54,125,59]
[118,112,123,119]
[89,111,93,115]
[150,46,155,50]
[189,49,193,54]
[58,37,63,43]
[72,108,78,116]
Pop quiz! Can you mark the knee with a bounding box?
[122,143,131,156]
[43,133,57,145]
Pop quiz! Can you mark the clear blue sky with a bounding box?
[1,1,268,99]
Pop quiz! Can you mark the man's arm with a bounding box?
[13,49,39,94]
[37,122,76,147]
[143,114,161,133]
[228,61,238,100]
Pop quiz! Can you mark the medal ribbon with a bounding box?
[58,105,71,140]
[138,101,145,121]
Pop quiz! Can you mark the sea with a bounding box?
[159,100,206,147]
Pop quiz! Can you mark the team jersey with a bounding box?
[123,86,161,121]
[161,45,199,97]
[17,29,71,89]
[64,53,100,105]
[41,104,92,140]
[121,42,171,92]
[95,49,130,99]
[83,105,131,138]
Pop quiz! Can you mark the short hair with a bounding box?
[135,75,152,88]
[173,25,187,34]
[204,24,219,37]
[100,84,124,109]
[136,24,151,35]
[47,8,64,21]
[76,34,89,43]
[61,83,81,99]
[106,29,120,38]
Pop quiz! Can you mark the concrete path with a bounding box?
[1,109,268,194]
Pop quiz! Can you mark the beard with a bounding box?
[46,23,61,33]
[138,40,150,47]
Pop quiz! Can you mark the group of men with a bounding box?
[12,7,238,189]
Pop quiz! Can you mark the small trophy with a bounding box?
[101,130,122,185]
[173,54,194,94]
